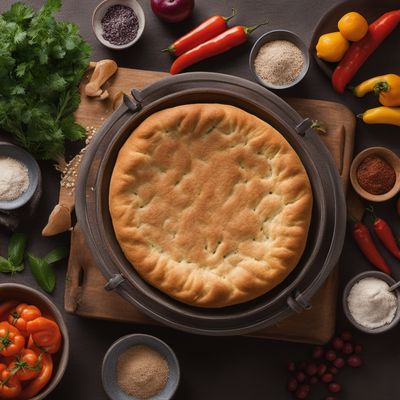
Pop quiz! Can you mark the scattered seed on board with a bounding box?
[60,126,97,193]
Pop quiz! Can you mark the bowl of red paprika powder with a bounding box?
[350,147,400,202]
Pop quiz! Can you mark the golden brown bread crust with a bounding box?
[109,104,312,308]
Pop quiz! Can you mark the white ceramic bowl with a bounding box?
[92,0,145,50]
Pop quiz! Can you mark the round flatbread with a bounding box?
[109,104,312,308]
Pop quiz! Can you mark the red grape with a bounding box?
[312,346,324,359]
[325,350,337,361]
[347,355,362,368]
[328,382,341,393]
[332,337,344,350]
[342,342,353,355]
[333,357,345,368]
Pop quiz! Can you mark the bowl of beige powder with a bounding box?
[0,142,41,210]
[249,30,310,90]
[102,333,180,400]
[343,271,400,334]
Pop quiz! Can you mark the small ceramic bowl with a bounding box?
[0,283,69,399]
[350,147,400,202]
[0,142,41,211]
[249,30,310,90]
[343,271,400,334]
[102,334,180,400]
[92,0,145,50]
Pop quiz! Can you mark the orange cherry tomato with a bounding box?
[26,318,61,354]
[7,349,42,381]
[0,364,22,399]
[0,322,25,358]
[8,304,41,337]
[18,353,53,400]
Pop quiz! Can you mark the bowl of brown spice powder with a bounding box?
[102,334,180,400]
[350,147,400,202]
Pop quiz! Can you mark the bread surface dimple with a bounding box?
[109,104,313,308]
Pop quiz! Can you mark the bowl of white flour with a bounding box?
[343,271,400,334]
[0,142,41,210]
[249,30,310,90]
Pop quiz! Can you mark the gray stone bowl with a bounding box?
[102,334,180,400]
[249,30,310,90]
[0,283,69,399]
[343,271,400,334]
[0,142,41,210]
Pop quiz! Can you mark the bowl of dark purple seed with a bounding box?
[92,0,145,50]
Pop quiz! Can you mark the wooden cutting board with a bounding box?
[64,67,355,344]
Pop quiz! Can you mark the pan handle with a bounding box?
[287,290,312,313]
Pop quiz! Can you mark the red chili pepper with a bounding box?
[170,22,267,75]
[368,210,400,259]
[332,10,400,93]
[352,222,391,274]
[164,9,237,57]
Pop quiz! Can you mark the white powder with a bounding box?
[0,156,30,201]
[254,40,304,86]
[347,277,397,329]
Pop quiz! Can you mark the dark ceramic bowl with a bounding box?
[310,0,399,81]
[0,142,41,210]
[102,334,180,400]
[343,271,400,334]
[249,30,310,89]
[0,283,69,399]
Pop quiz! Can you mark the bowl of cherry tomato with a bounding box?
[0,283,69,400]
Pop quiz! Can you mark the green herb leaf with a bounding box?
[28,254,56,293]
[0,0,91,160]
[44,246,68,264]
[0,256,13,273]
[8,232,27,267]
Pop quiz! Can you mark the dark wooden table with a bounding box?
[1,0,400,399]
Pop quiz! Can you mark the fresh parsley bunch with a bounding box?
[0,0,91,160]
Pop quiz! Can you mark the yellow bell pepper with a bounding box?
[358,106,400,126]
[354,74,400,106]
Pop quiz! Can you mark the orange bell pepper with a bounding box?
[0,364,21,399]
[18,353,53,400]
[8,304,41,337]
[0,323,25,358]
[7,349,42,382]
[26,318,61,354]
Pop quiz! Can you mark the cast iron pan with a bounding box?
[311,0,400,81]
[76,72,346,335]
